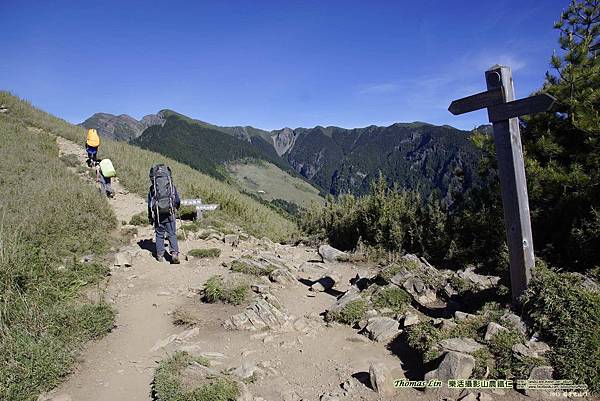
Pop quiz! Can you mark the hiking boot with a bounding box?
[171,254,181,264]
[156,255,164,263]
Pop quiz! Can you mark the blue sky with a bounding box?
[0,0,566,131]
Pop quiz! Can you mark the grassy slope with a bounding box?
[226,160,324,209]
[0,100,117,400]
[0,92,298,242]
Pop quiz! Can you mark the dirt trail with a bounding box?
[41,135,516,401]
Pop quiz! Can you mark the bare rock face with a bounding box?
[269,268,296,286]
[457,266,501,289]
[525,365,554,397]
[364,317,401,343]
[224,294,288,331]
[272,127,298,157]
[318,244,349,262]
[327,288,362,315]
[403,277,438,307]
[425,351,475,381]
[512,340,550,359]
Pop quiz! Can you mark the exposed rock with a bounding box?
[224,294,288,331]
[457,266,501,289]
[114,252,133,267]
[250,284,270,294]
[364,317,401,343]
[232,361,264,380]
[484,322,509,341]
[478,393,493,401]
[438,338,484,353]
[425,351,475,381]
[319,394,339,401]
[525,365,554,397]
[318,244,349,262]
[512,340,550,359]
[403,311,420,327]
[458,393,478,401]
[327,288,362,315]
[440,318,458,331]
[150,327,199,351]
[403,277,438,307]
[224,234,240,246]
[369,362,394,395]
[500,311,527,335]
[269,268,296,286]
[237,382,253,401]
[455,311,476,321]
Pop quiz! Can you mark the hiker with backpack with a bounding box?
[96,158,116,198]
[86,128,100,167]
[147,164,181,264]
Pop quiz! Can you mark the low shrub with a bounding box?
[129,211,148,226]
[326,299,368,326]
[188,248,221,258]
[229,260,275,276]
[372,286,411,314]
[523,266,600,393]
[203,275,248,305]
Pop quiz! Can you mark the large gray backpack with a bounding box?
[150,164,174,216]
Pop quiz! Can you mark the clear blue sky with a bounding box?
[0,0,567,131]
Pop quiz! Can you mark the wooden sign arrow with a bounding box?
[448,87,504,115]
[487,93,555,122]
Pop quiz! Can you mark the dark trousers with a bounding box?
[154,213,179,257]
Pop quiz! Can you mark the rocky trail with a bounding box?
[38,135,536,401]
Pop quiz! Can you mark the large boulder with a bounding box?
[425,351,475,381]
[512,340,550,359]
[364,317,401,343]
[525,365,554,397]
[318,245,349,262]
[403,277,438,307]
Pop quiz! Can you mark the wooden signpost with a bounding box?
[449,65,555,304]
[181,198,219,221]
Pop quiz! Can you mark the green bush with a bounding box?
[523,266,600,393]
[59,153,80,167]
[326,299,368,325]
[154,351,239,401]
[372,287,411,314]
[129,211,148,226]
[229,259,275,276]
[302,176,452,265]
[203,276,248,305]
[0,115,116,400]
[188,248,221,258]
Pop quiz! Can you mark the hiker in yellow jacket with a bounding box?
[86,128,100,167]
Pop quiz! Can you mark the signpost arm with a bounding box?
[485,65,534,304]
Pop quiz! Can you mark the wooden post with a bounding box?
[485,65,534,303]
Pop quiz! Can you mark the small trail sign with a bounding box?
[181,198,219,221]
[449,65,555,304]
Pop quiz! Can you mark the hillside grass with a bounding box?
[0,117,117,400]
[225,160,324,209]
[0,91,297,242]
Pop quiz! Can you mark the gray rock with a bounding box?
[455,311,476,321]
[232,361,264,380]
[478,393,493,401]
[403,277,438,307]
[500,311,527,335]
[224,234,240,246]
[369,362,394,395]
[251,284,270,294]
[438,338,484,353]
[319,394,339,401]
[484,322,509,341]
[458,393,478,401]
[512,340,551,359]
[458,267,501,289]
[403,312,420,327]
[269,268,296,286]
[440,319,458,330]
[224,294,288,331]
[425,351,475,381]
[114,252,132,267]
[525,366,554,397]
[327,288,362,315]
[364,317,401,343]
[318,244,349,262]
